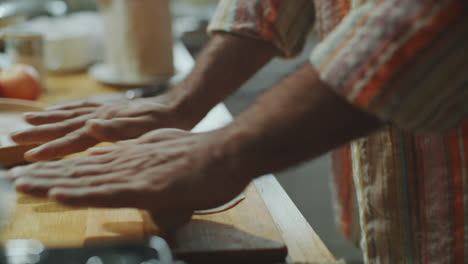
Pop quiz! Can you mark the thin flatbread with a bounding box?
[194,193,246,215]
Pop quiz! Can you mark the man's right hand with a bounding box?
[11,33,277,162]
[11,97,197,162]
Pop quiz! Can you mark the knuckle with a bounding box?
[97,105,118,119]
[86,123,114,141]
[66,131,83,141]
[83,120,97,131]
[76,177,91,186]
[84,118,98,127]
[33,162,47,169]
[64,168,76,178]
[79,100,98,108]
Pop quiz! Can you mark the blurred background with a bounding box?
[0,0,363,262]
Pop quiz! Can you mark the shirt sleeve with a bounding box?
[310,0,468,133]
[207,0,315,58]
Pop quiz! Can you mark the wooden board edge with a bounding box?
[0,144,39,168]
[0,98,45,112]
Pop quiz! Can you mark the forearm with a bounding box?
[220,64,383,180]
[160,33,277,127]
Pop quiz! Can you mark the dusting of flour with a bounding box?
[0,112,32,147]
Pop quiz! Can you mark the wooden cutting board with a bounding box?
[2,184,287,263]
[171,184,287,263]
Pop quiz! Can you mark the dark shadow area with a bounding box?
[170,219,287,264]
[83,221,143,245]
[102,221,143,238]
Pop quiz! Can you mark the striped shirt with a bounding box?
[208,0,468,263]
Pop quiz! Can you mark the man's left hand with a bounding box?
[1,129,249,211]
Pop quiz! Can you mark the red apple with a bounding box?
[0,64,42,100]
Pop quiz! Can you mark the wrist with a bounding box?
[153,82,212,129]
[213,123,265,185]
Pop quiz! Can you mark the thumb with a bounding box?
[85,117,154,142]
[136,128,190,144]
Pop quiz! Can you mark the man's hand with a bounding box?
[10,98,198,162]
[10,33,276,162]
[3,129,249,211]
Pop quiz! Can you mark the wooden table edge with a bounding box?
[201,104,335,263]
[253,175,335,263]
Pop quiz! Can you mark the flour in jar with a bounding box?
[0,112,32,147]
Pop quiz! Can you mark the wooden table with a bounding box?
[2,46,336,263]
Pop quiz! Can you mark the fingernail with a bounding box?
[14,177,28,186]
[49,188,59,196]
[89,147,104,152]
[25,147,41,157]
[26,148,37,154]
[49,188,65,199]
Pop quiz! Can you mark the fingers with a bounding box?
[46,101,101,111]
[11,114,92,145]
[86,117,155,142]
[49,183,146,208]
[6,157,114,181]
[6,155,120,196]
[13,115,156,160]
[14,173,127,197]
[24,127,99,161]
[24,108,96,125]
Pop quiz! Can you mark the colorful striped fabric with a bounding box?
[208,0,315,57]
[209,0,468,263]
[311,0,468,133]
